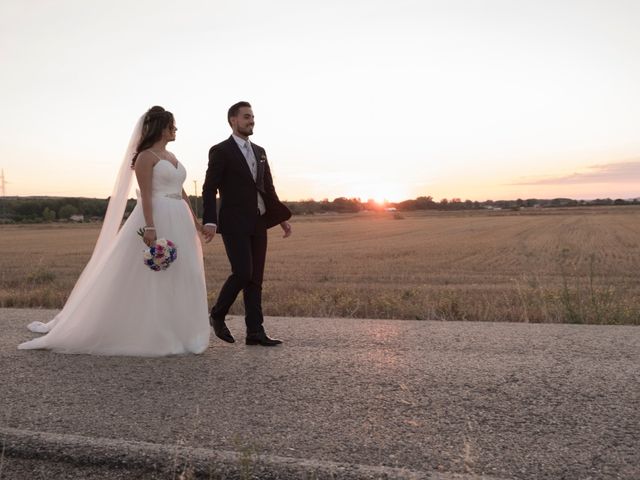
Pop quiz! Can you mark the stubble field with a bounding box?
[1,206,639,324]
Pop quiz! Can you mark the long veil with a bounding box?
[26,116,144,333]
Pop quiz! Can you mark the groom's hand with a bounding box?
[280,221,292,238]
[202,224,217,243]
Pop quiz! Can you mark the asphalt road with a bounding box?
[1,308,638,479]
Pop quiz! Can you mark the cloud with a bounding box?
[512,159,640,185]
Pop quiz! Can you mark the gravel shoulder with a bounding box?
[1,308,639,479]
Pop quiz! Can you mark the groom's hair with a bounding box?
[228,101,252,126]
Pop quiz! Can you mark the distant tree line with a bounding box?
[0,196,202,223]
[284,196,640,215]
[0,195,637,223]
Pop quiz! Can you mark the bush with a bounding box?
[58,204,78,219]
[42,207,56,222]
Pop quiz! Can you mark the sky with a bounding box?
[1,0,639,202]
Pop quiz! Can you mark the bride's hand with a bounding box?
[142,229,157,246]
[202,224,216,243]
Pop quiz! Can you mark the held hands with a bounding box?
[280,221,292,238]
[200,222,288,242]
[202,224,217,243]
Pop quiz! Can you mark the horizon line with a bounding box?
[2,194,639,203]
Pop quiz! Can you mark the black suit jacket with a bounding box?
[202,136,291,234]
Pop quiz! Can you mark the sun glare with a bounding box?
[352,185,411,205]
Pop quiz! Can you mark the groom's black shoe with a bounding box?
[245,332,282,346]
[210,316,235,343]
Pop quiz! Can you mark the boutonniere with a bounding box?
[260,154,267,163]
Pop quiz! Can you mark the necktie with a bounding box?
[243,141,266,215]
[244,142,256,179]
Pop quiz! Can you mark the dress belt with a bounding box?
[162,193,182,200]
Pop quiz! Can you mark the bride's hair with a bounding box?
[131,106,175,167]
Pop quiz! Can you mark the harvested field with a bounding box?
[1,206,639,324]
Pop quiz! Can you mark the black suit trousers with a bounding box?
[211,216,268,334]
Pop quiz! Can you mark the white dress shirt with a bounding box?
[232,134,266,216]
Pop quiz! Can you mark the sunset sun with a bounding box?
[352,184,411,204]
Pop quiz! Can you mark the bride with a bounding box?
[19,106,210,356]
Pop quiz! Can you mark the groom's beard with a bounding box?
[238,126,254,136]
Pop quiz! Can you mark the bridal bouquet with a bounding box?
[142,238,178,272]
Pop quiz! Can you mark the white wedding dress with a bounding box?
[19,158,211,356]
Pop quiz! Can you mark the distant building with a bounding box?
[70,214,84,222]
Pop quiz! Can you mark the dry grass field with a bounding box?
[1,206,639,324]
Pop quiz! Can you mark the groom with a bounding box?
[202,101,292,346]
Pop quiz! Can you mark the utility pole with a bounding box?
[0,169,6,219]
[193,180,198,219]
